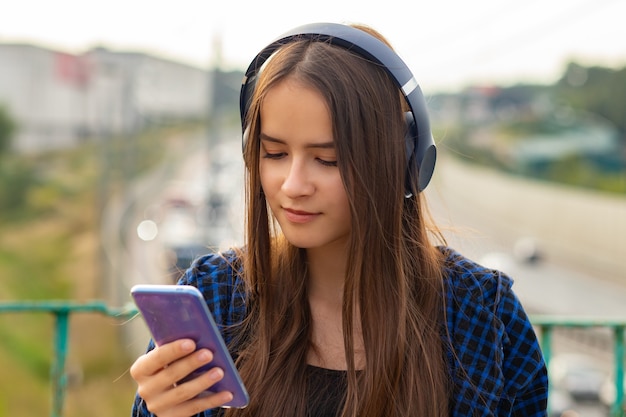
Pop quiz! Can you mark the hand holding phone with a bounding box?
[131,284,249,408]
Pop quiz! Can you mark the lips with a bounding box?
[283,207,319,224]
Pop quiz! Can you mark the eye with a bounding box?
[262,151,286,160]
[316,158,337,167]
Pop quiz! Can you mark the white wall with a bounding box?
[0,44,212,153]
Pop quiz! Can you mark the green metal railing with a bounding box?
[0,302,624,417]
[531,315,626,417]
[0,301,137,417]
[532,315,625,417]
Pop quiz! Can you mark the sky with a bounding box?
[1,0,625,93]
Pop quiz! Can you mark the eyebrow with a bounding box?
[259,133,335,149]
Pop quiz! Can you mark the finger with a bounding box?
[149,390,234,417]
[170,366,226,404]
[131,339,195,380]
[159,348,214,388]
[148,367,233,416]
[173,390,234,417]
[136,348,214,402]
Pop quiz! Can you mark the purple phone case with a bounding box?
[131,284,249,408]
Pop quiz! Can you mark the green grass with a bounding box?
[0,315,52,379]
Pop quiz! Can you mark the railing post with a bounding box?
[613,325,625,417]
[51,309,70,417]
[540,324,553,416]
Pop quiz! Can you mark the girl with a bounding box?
[130,22,548,417]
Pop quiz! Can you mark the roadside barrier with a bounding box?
[0,302,624,417]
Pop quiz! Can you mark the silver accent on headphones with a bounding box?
[401,77,418,97]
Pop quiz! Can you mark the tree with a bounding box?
[555,62,626,136]
[0,104,16,156]
[0,105,25,217]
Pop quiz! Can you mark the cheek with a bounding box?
[259,163,278,197]
[330,179,351,219]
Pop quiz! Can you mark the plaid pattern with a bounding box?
[443,247,548,416]
[132,247,548,417]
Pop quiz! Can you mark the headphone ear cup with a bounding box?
[404,112,418,198]
[403,111,437,196]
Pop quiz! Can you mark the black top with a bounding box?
[306,365,347,417]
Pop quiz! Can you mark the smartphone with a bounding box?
[130,284,249,408]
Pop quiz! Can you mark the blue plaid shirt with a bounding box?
[132,246,548,416]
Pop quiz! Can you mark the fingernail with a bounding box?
[198,350,211,362]
[208,368,224,381]
[181,340,194,352]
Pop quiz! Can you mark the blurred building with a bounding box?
[0,43,212,153]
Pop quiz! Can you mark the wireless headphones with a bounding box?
[239,22,436,194]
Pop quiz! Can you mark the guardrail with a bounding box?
[0,301,137,417]
[532,315,625,417]
[0,302,624,417]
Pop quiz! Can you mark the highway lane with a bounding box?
[426,154,626,318]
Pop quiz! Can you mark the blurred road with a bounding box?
[427,155,626,319]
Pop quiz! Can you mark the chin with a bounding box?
[283,232,349,252]
[280,231,320,249]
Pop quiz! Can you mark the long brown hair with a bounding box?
[227,24,449,417]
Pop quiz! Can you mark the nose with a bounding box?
[281,158,314,198]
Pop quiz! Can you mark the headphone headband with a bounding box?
[239,22,436,192]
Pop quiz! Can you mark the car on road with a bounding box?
[550,353,608,402]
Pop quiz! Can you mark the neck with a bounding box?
[306,243,348,306]
[307,240,347,304]
[305,243,365,370]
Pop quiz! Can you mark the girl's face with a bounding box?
[259,78,351,252]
